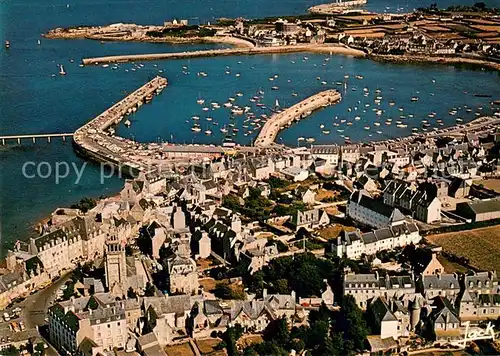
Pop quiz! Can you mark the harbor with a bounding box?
[255,89,342,147]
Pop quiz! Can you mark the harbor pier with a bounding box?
[81,44,365,65]
[254,90,342,147]
[0,133,74,145]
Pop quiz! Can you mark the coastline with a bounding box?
[369,53,500,71]
[44,31,255,48]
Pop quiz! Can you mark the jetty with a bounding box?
[0,133,74,145]
[81,44,365,65]
[254,90,342,147]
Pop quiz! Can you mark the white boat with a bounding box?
[191,116,200,121]
[202,107,209,112]
[59,64,66,75]
[236,92,243,97]
[322,130,330,135]
[124,119,131,127]
[271,86,279,91]
[305,137,315,143]
[411,97,419,102]
[224,102,232,108]
[205,129,212,135]
[206,117,213,121]
[197,99,205,105]
[191,125,201,132]
[37,39,41,45]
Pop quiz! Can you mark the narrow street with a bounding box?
[22,272,72,329]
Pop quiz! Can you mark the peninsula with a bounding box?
[45,5,500,70]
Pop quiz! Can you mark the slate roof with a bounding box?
[350,190,395,218]
[461,197,500,215]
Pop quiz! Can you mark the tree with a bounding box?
[224,324,244,356]
[127,287,137,299]
[145,282,155,297]
[34,342,46,356]
[70,197,97,213]
[1,345,19,356]
[335,295,369,352]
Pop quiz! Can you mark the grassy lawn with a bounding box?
[199,277,218,293]
[315,189,336,201]
[427,225,500,272]
[195,338,226,355]
[237,334,264,349]
[318,224,356,240]
[437,254,469,274]
[165,342,195,356]
[476,178,500,193]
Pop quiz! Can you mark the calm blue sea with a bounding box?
[0,0,499,254]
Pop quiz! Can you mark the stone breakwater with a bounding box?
[255,90,342,147]
[82,44,366,65]
[73,76,168,172]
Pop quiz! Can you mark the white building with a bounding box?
[347,190,406,229]
[48,293,128,354]
[331,222,420,259]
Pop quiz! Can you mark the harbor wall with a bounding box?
[255,90,342,147]
[82,44,365,65]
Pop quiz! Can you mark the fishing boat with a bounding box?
[411,97,419,102]
[355,75,364,80]
[205,129,212,135]
[59,64,66,75]
[224,102,232,108]
[197,98,205,105]
[191,116,200,121]
[191,125,202,132]
[236,92,243,97]
[364,126,370,130]
[271,86,279,91]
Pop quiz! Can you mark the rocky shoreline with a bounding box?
[369,53,500,71]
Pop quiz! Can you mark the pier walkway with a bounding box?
[82,44,365,65]
[0,133,74,145]
[254,90,342,147]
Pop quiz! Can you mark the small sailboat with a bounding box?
[37,39,41,45]
[59,64,66,75]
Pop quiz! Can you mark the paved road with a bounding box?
[22,272,72,329]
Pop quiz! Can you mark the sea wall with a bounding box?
[254,90,342,147]
[82,44,366,65]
